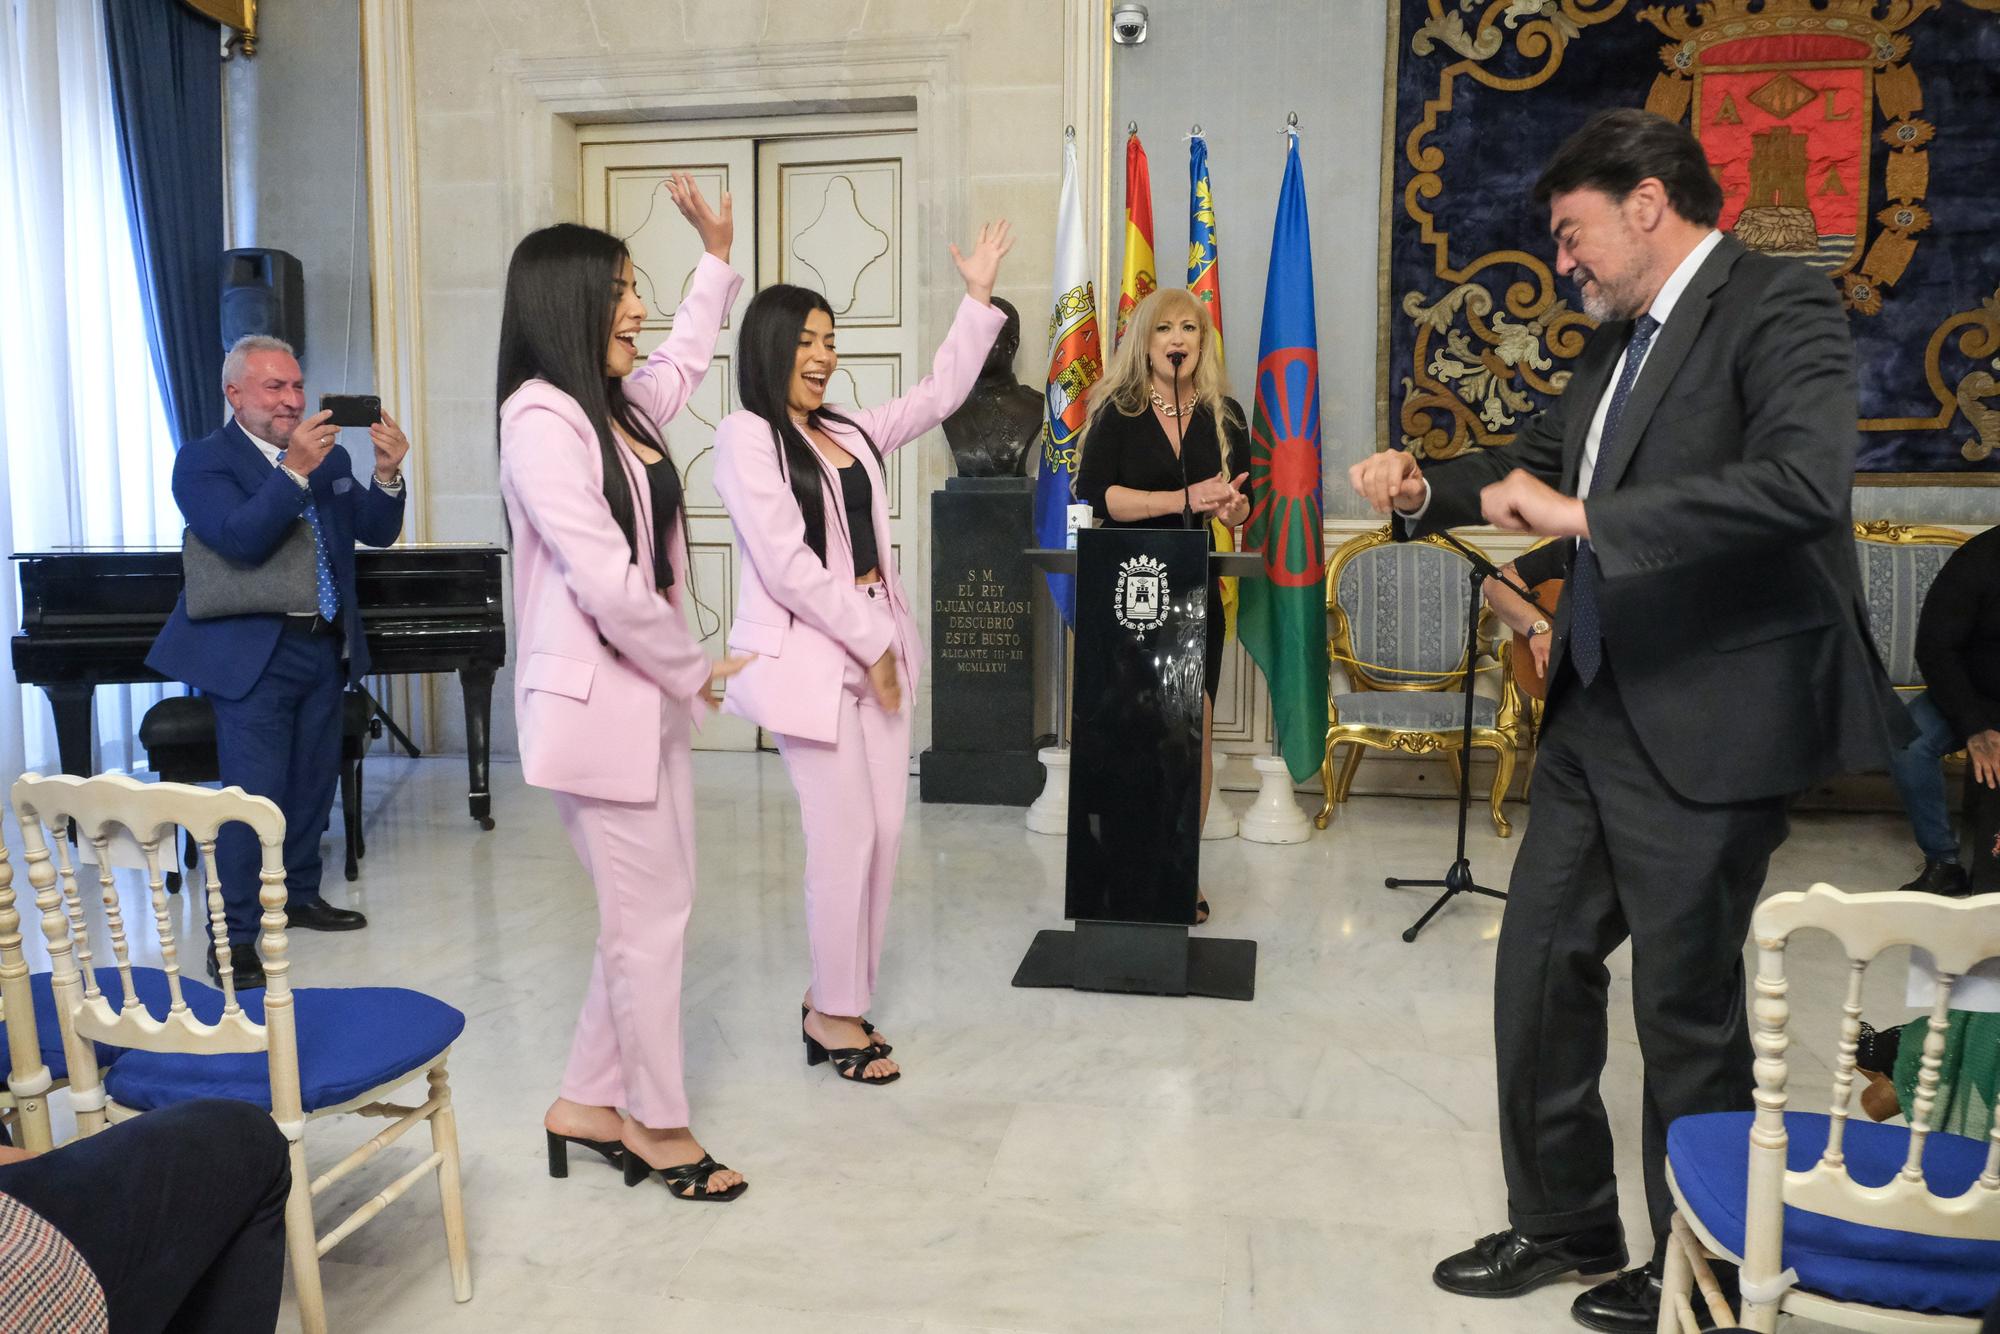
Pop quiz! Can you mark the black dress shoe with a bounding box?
[285,897,368,931]
[1898,858,1973,897]
[1434,1225,1627,1298]
[205,945,266,990]
[1574,1264,1738,1333]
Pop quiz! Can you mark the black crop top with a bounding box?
[838,462,879,577]
[642,455,680,592]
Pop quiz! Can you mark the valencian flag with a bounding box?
[1236,129,1329,784]
[1188,132,1238,642]
[1187,133,1224,361]
[1033,133,1103,627]
[1115,129,1156,343]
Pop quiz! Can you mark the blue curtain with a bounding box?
[101,0,224,449]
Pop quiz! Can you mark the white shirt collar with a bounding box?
[1645,229,1723,328]
[236,418,285,465]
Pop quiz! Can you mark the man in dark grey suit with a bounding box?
[1352,109,1908,1332]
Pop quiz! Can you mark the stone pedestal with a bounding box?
[1026,745,1070,835]
[1239,754,1314,844]
[920,476,1041,805]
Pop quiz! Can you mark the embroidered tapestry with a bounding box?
[1379,0,2000,479]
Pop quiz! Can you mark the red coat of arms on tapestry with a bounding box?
[1642,0,1937,317]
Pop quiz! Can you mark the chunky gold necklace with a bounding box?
[1149,389,1197,418]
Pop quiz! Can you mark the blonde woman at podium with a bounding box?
[1074,287,1250,924]
[713,221,1014,1086]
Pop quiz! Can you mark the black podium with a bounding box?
[1012,529,1260,1001]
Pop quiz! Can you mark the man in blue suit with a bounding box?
[148,335,409,986]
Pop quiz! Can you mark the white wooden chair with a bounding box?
[11,772,472,1334]
[1658,883,2000,1332]
[0,820,55,1153]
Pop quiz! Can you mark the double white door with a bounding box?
[580,121,918,750]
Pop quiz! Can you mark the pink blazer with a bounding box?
[499,253,745,802]
[713,295,1007,743]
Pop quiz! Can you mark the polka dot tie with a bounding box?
[276,452,341,622]
[1567,313,1659,688]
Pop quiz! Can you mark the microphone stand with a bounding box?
[1169,353,1193,529]
[1386,526,1555,943]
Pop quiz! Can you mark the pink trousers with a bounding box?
[551,706,696,1129]
[774,588,910,1018]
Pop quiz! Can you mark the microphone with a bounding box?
[1168,351,1193,529]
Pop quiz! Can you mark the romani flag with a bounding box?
[1032,133,1103,627]
[1115,129,1155,344]
[1236,129,1329,783]
[1188,132,1238,642]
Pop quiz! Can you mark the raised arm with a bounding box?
[712,414,894,668]
[622,174,745,428]
[500,400,711,701]
[844,220,1013,451]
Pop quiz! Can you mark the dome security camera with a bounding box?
[1111,3,1149,45]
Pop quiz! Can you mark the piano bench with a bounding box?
[139,693,380,888]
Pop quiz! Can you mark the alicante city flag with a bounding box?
[1187,132,1237,641]
[1236,130,1329,784]
[1115,129,1156,343]
[1032,133,1103,627]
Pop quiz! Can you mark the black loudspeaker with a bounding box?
[220,248,305,358]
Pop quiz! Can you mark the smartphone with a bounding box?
[320,394,382,429]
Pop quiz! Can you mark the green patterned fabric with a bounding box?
[1894,1011,2000,1142]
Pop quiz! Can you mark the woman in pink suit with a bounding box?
[713,221,1015,1085]
[498,176,750,1201]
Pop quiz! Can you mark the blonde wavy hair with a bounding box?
[1081,288,1240,460]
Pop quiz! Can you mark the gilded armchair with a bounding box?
[1852,519,1967,695]
[1315,527,1528,837]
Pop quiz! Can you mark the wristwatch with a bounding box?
[1529,618,1551,637]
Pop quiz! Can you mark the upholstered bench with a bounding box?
[138,692,377,886]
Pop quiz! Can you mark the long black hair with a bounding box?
[495,223,675,565]
[736,283,881,565]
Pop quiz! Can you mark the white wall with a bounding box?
[225,0,375,414]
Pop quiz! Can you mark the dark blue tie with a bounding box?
[1566,313,1659,687]
[276,452,342,622]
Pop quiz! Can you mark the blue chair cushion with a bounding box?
[103,986,464,1114]
[1332,692,1499,733]
[1,967,185,1079]
[1669,1110,2000,1316]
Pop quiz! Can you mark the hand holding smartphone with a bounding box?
[320,394,382,429]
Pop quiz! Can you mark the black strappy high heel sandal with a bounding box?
[622,1150,748,1202]
[800,1002,891,1055]
[545,1130,626,1179]
[802,1015,901,1085]
[1195,896,1210,925]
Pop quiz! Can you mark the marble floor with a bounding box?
[33,752,1937,1333]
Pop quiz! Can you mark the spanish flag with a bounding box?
[1115,130,1155,344]
[1189,132,1237,641]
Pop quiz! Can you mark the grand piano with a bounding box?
[11,544,508,828]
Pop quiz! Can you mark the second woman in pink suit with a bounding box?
[714,220,1015,1085]
[498,176,750,1200]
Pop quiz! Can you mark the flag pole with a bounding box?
[1239,109,1320,845]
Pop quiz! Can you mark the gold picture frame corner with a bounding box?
[183,0,256,56]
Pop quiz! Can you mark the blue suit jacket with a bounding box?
[146,420,406,700]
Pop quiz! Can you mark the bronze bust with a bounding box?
[942,297,1045,478]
